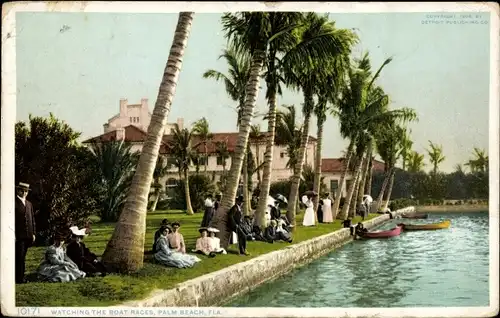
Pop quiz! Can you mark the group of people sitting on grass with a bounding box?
[36,225,108,283]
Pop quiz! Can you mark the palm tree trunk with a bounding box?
[312,116,325,220]
[255,143,261,185]
[332,137,357,219]
[348,164,362,218]
[209,49,265,249]
[357,144,372,206]
[365,155,374,195]
[149,178,161,212]
[184,169,194,215]
[256,85,278,228]
[204,143,208,173]
[340,153,363,220]
[101,12,194,273]
[242,152,250,216]
[287,110,312,228]
[375,167,392,211]
[382,169,396,211]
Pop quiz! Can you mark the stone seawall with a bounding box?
[119,206,415,308]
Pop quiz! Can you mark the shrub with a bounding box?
[389,198,419,211]
[15,114,100,245]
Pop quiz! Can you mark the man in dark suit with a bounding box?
[15,182,36,284]
[227,195,249,256]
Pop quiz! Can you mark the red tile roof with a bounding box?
[83,127,317,155]
[321,158,385,173]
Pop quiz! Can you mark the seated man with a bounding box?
[355,222,368,238]
[275,218,293,243]
[192,228,216,258]
[241,216,256,241]
[264,220,278,243]
[66,226,107,277]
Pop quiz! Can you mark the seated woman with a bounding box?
[37,231,86,283]
[207,227,227,254]
[192,228,216,258]
[152,219,170,253]
[275,218,293,243]
[167,222,186,254]
[66,226,108,277]
[154,225,201,268]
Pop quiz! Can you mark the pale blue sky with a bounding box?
[16,12,491,172]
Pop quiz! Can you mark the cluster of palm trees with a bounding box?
[100,12,418,273]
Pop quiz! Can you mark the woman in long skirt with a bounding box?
[302,194,316,227]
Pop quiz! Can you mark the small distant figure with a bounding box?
[322,193,334,223]
[355,222,368,238]
[317,199,324,223]
[201,194,214,228]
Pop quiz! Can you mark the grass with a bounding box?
[16,210,378,307]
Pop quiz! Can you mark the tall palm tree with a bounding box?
[101,12,194,273]
[192,117,213,173]
[209,12,280,248]
[168,125,200,215]
[283,13,357,226]
[249,124,265,185]
[215,140,230,184]
[150,155,170,212]
[407,150,426,173]
[400,128,413,171]
[275,105,303,172]
[465,147,488,173]
[426,141,445,175]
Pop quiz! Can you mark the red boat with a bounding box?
[401,213,429,219]
[359,225,403,239]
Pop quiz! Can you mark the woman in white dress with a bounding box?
[322,193,334,223]
[302,194,316,227]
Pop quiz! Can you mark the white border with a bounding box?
[1,2,499,318]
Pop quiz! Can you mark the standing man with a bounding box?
[15,182,36,284]
[228,195,249,256]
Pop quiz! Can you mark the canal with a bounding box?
[227,211,489,307]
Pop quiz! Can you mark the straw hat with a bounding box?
[16,182,31,192]
[207,227,220,233]
[69,226,88,237]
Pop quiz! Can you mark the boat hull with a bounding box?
[402,213,429,219]
[398,219,451,231]
[360,225,403,238]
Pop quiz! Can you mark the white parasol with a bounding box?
[362,195,373,203]
[276,194,288,204]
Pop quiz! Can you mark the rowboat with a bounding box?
[359,225,403,239]
[401,213,429,219]
[397,219,451,231]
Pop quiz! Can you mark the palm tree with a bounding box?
[150,155,170,212]
[465,147,488,173]
[168,125,200,215]
[101,12,194,273]
[215,140,230,185]
[192,117,213,173]
[283,13,357,226]
[335,55,417,219]
[407,150,426,173]
[89,140,140,222]
[400,128,413,171]
[426,141,445,175]
[275,105,303,172]
[249,124,265,185]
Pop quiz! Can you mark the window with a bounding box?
[216,156,223,166]
[280,152,285,158]
[198,156,207,166]
[166,157,177,168]
[130,117,133,123]
[136,117,139,123]
[330,180,339,191]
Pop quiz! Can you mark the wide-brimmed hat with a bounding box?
[198,227,208,234]
[16,182,31,191]
[207,227,220,233]
[171,222,181,227]
[69,226,88,237]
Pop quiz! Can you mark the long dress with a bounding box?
[209,236,227,254]
[322,198,334,223]
[37,245,86,283]
[154,235,201,268]
[302,195,315,227]
[200,198,214,227]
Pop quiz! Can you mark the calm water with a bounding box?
[228,212,490,307]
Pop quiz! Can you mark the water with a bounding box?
[227,212,490,307]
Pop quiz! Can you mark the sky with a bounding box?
[15,11,491,172]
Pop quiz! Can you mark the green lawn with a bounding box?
[16,210,378,307]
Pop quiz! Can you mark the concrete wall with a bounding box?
[119,206,415,308]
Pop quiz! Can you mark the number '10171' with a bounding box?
[18,307,40,316]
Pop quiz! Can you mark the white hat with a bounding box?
[69,226,87,237]
[207,227,220,233]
